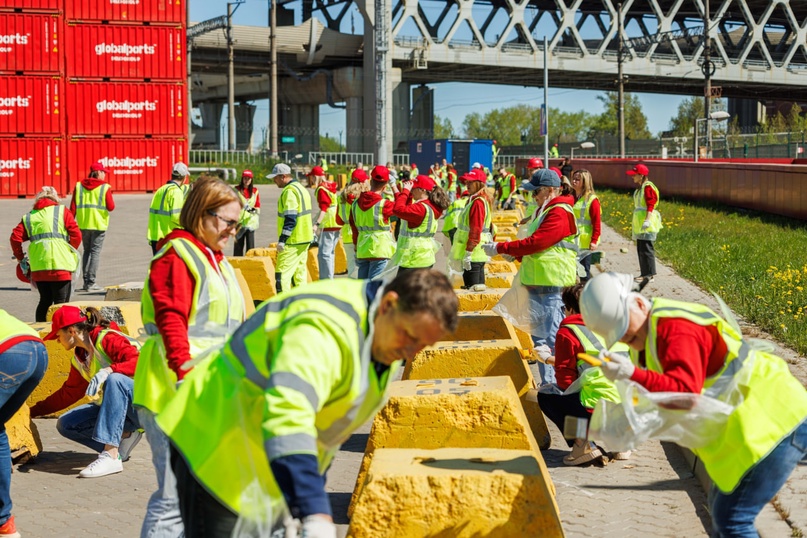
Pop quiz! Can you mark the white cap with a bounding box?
[580,272,636,348]
[172,162,190,178]
[266,163,292,178]
[472,162,482,169]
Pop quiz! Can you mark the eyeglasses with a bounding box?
[207,210,241,232]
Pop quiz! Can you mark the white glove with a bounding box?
[597,351,635,381]
[312,224,319,235]
[276,242,286,253]
[300,515,336,538]
[481,242,499,257]
[641,219,651,230]
[86,367,112,398]
[462,252,473,271]
[502,254,516,263]
[534,344,553,363]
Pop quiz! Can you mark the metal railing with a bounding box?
[189,150,271,165]
[310,152,375,167]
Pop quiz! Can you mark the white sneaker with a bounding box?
[118,430,143,462]
[79,451,123,478]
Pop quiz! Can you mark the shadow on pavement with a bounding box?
[328,492,351,525]
[340,433,368,453]
[17,451,96,476]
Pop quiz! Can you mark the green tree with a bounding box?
[667,97,704,137]
[588,92,651,139]
[319,134,344,152]
[434,115,455,138]
[461,105,595,146]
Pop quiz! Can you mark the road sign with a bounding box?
[281,136,295,143]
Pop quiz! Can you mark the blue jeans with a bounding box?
[317,230,340,280]
[0,341,48,525]
[56,373,140,450]
[357,259,388,280]
[525,287,566,385]
[81,229,106,287]
[709,419,807,538]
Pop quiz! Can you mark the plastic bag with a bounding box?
[491,270,551,335]
[588,379,736,452]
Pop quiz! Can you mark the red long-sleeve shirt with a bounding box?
[29,323,138,417]
[147,229,229,379]
[643,184,658,213]
[554,314,587,392]
[10,199,83,282]
[69,178,116,216]
[348,191,395,249]
[496,195,576,259]
[588,197,602,246]
[315,182,340,231]
[236,186,261,209]
[392,190,444,228]
[630,318,727,393]
[465,193,489,252]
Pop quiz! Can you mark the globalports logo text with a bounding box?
[99,156,158,174]
[94,43,156,56]
[110,0,140,4]
[0,158,32,170]
[96,100,157,119]
[0,96,31,115]
[0,34,29,45]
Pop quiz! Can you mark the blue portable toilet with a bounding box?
[409,139,493,176]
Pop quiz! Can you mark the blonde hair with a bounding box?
[180,177,242,239]
[573,169,596,200]
[340,180,369,203]
[34,186,60,206]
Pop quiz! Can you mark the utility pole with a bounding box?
[227,2,236,151]
[375,0,389,164]
[186,0,192,160]
[543,36,548,165]
[703,0,712,159]
[269,0,278,158]
[617,3,625,158]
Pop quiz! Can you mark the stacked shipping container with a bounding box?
[0,0,188,196]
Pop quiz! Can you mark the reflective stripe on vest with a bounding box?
[574,193,597,250]
[75,183,110,230]
[442,197,468,234]
[397,202,438,268]
[0,309,40,347]
[23,205,79,273]
[237,188,260,231]
[520,203,578,287]
[277,181,313,244]
[71,328,141,405]
[315,186,338,229]
[450,194,492,263]
[353,199,396,259]
[564,323,623,408]
[499,174,514,200]
[147,182,185,241]
[338,199,353,244]
[632,180,662,240]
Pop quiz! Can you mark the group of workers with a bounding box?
[3,155,805,538]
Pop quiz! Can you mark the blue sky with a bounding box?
[191,0,688,146]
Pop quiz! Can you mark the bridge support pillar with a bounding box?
[280,104,320,155]
[410,84,434,142]
[392,77,409,157]
[192,102,225,148]
[235,102,256,152]
[345,97,364,155]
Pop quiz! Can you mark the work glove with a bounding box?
[481,242,499,257]
[462,252,473,271]
[246,206,258,214]
[641,219,651,231]
[276,242,286,253]
[86,367,112,398]
[534,344,553,364]
[597,351,635,381]
[312,224,319,235]
[300,515,336,538]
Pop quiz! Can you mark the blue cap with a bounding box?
[521,168,560,191]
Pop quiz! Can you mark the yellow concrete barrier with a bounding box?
[232,268,256,316]
[494,225,518,237]
[492,209,522,224]
[455,289,506,311]
[446,311,519,342]
[46,301,144,339]
[307,246,319,281]
[485,272,516,288]
[6,405,42,461]
[227,256,277,302]
[104,281,144,302]
[486,260,517,273]
[494,234,517,242]
[349,376,545,516]
[26,323,90,414]
[337,173,347,189]
[348,447,563,538]
[245,247,277,266]
[335,239,347,275]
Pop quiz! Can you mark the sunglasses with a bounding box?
[207,210,242,232]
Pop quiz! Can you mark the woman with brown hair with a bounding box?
[134,176,246,538]
[233,169,261,256]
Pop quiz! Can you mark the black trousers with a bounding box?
[233,230,255,257]
[150,240,159,256]
[537,391,592,448]
[462,261,486,288]
[636,239,657,278]
[396,265,433,277]
[35,280,71,322]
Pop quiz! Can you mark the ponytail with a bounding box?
[72,306,111,333]
[428,186,450,211]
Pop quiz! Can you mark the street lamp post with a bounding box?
[570,141,596,160]
[694,111,730,162]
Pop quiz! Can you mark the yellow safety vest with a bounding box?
[520,203,578,287]
[75,183,110,231]
[498,174,514,201]
[637,298,807,493]
[396,202,438,268]
[147,181,185,242]
[442,196,468,237]
[563,323,626,408]
[450,194,492,263]
[156,280,399,525]
[353,199,396,260]
[632,180,662,240]
[134,236,245,414]
[237,188,260,231]
[277,181,313,245]
[573,193,598,250]
[315,186,338,229]
[0,309,40,345]
[23,205,79,273]
[338,198,354,245]
[72,328,141,405]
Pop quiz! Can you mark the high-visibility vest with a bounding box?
[353,199,396,260]
[442,196,468,237]
[320,157,328,172]
[74,183,110,231]
[338,198,354,245]
[156,279,400,525]
[520,203,578,287]
[237,188,260,231]
[499,174,515,200]
[396,202,438,268]
[573,193,598,250]
[562,323,627,408]
[23,205,79,273]
[134,236,245,414]
[147,182,185,242]
[450,194,492,263]
[0,309,40,346]
[637,298,807,493]
[277,181,313,245]
[315,186,338,229]
[632,180,662,241]
[446,171,457,191]
[72,328,141,405]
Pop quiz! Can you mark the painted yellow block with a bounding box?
[335,239,347,275]
[348,448,563,538]
[46,301,144,339]
[227,256,276,302]
[522,389,552,450]
[446,311,519,342]
[246,247,277,267]
[403,340,535,397]
[337,173,347,189]
[232,268,256,316]
[494,234,516,242]
[485,272,516,288]
[26,322,91,414]
[349,376,544,515]
[6,405,42,459]
[487,260,517,273]
[455,289,506,311]
[494,225,518,237]
[492,209,521,224]
[307,246,319,281]
[104,281,144,302]
[513,326,534,352]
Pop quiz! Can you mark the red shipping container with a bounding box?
[0,0,60,13]
[0,13,62,74]
[0,76,62,135]
[66,81,186,136]
[67,138,187,192]
[0,138,64,197]
[65,24,185,80]
[66,0,186,25]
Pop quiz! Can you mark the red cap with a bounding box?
[90,161,109,174]
[549,167,562,178]
[626,163,650,176]
[15,264,29,284]
[242,169,253,179]
[370,165,390,182]
[43,306,87,341]
[412,175,436,191]
[351,169,368,183]
[307,166,325,176]
[527,157,543,169]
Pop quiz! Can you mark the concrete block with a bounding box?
[494,225,518,238]
[348,448,563,538]
[492,209,522,224]
[307,246,319,281]
[486,260,517,273]
[26,322,91,414]
[494,234,517,242]
[227,256,276,302]
[246,247,277,267]
[104,281,144,302]
[485,272,516,288]
[522,389,552,450]
[403,340,536,397]
[349,376,545,515]
[446,311,519,342]
[232,268,256,316]
[335,239,347,275]
[6,405,42,460]
[46,301,144,339]
[455,289,506,311]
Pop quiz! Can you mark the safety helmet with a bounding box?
[580,272,636,348]
[527,157,543,169]
[242,170,254,179]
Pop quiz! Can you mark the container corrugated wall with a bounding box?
[65,0,185,25]
[0,14,63,74]
[0,76,62,135]
[0,138,64,196]
[0,0,60,13]
[66,81,185,136]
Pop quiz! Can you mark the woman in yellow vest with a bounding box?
[449,169,493,289]
[349,165,398,279]
[627,163,662,285]
[134,177,246,538]
[581,272,807,537]
[0,310,48,538]
[571,169,602,282]
[30,306,142,478]
[392,175,450,274]
[336,170,370,278]
[310,165,340,280]
[233,169,260,256]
